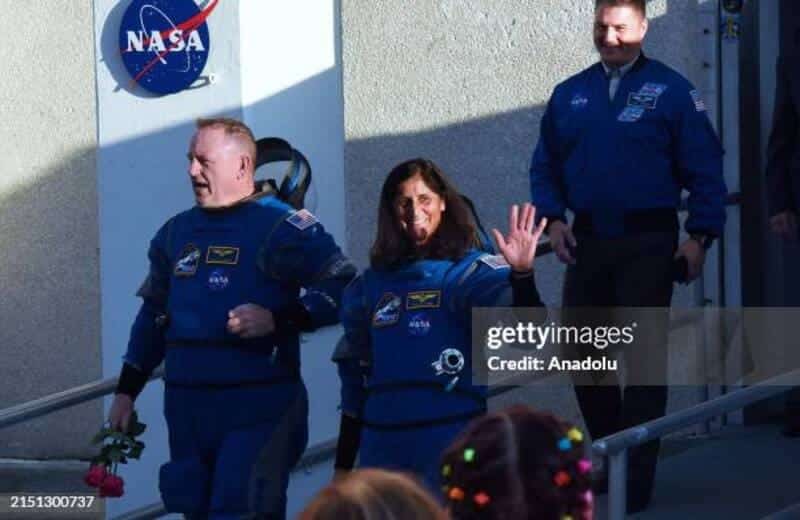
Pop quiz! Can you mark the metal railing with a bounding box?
[0,367,164,431]
[594,368,800,520]
[0,194,742,520]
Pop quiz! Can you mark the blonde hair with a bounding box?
[196,117,257,163]
[300,469,450,520]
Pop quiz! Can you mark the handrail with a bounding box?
[0,367,164,431]
[593,369,800,456]
[593,368,800,520]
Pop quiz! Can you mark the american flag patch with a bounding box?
[690,90,706,112]
[479,254,510,270]
[286,209,319,230]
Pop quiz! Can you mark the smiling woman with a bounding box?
[370,159,478,270]
[394,174,445,247]
[332,157,548,494]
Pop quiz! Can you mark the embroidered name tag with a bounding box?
[407,290,442,310]
[206,246,239,265]
[639,82,667,96]
[627,92,658,110]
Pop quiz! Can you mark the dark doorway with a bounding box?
[781,0,800,54]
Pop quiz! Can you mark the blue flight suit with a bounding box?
[335,251,520,491]
[123,191,354,519]
[530,53,726,236]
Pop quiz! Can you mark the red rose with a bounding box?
[99,474,125,498]
[83,464,107,488]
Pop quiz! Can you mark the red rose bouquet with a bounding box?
[84,411,146,498]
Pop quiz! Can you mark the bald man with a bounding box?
[108,118,356,519]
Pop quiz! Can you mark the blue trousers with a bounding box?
[359,421,467,496]
[159,382,308,519]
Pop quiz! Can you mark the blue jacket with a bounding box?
[124,192,355,386]
[336,251,516,428]
[530,55,726,236]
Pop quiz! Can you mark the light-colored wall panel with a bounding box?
[0,0,100,459]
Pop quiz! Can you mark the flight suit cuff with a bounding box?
[115,363,148,400]
[509,270,544,307]
[273,301,314,334]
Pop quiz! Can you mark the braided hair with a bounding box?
[440,405,593,520]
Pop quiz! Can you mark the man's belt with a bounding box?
[572,208,678,237]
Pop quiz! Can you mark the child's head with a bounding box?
[300,468,449,520]
[440,405,593,520]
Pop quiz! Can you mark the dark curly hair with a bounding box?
[440,405,593,520]
[369,158,480,270]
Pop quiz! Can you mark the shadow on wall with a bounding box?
[0,148,102,459]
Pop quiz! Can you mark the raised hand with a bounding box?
[491,203,547,272]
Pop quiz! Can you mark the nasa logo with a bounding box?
[408,313,432,337]
[570,94,589,109]
[118,0,218,95]
[207,268,229,291]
